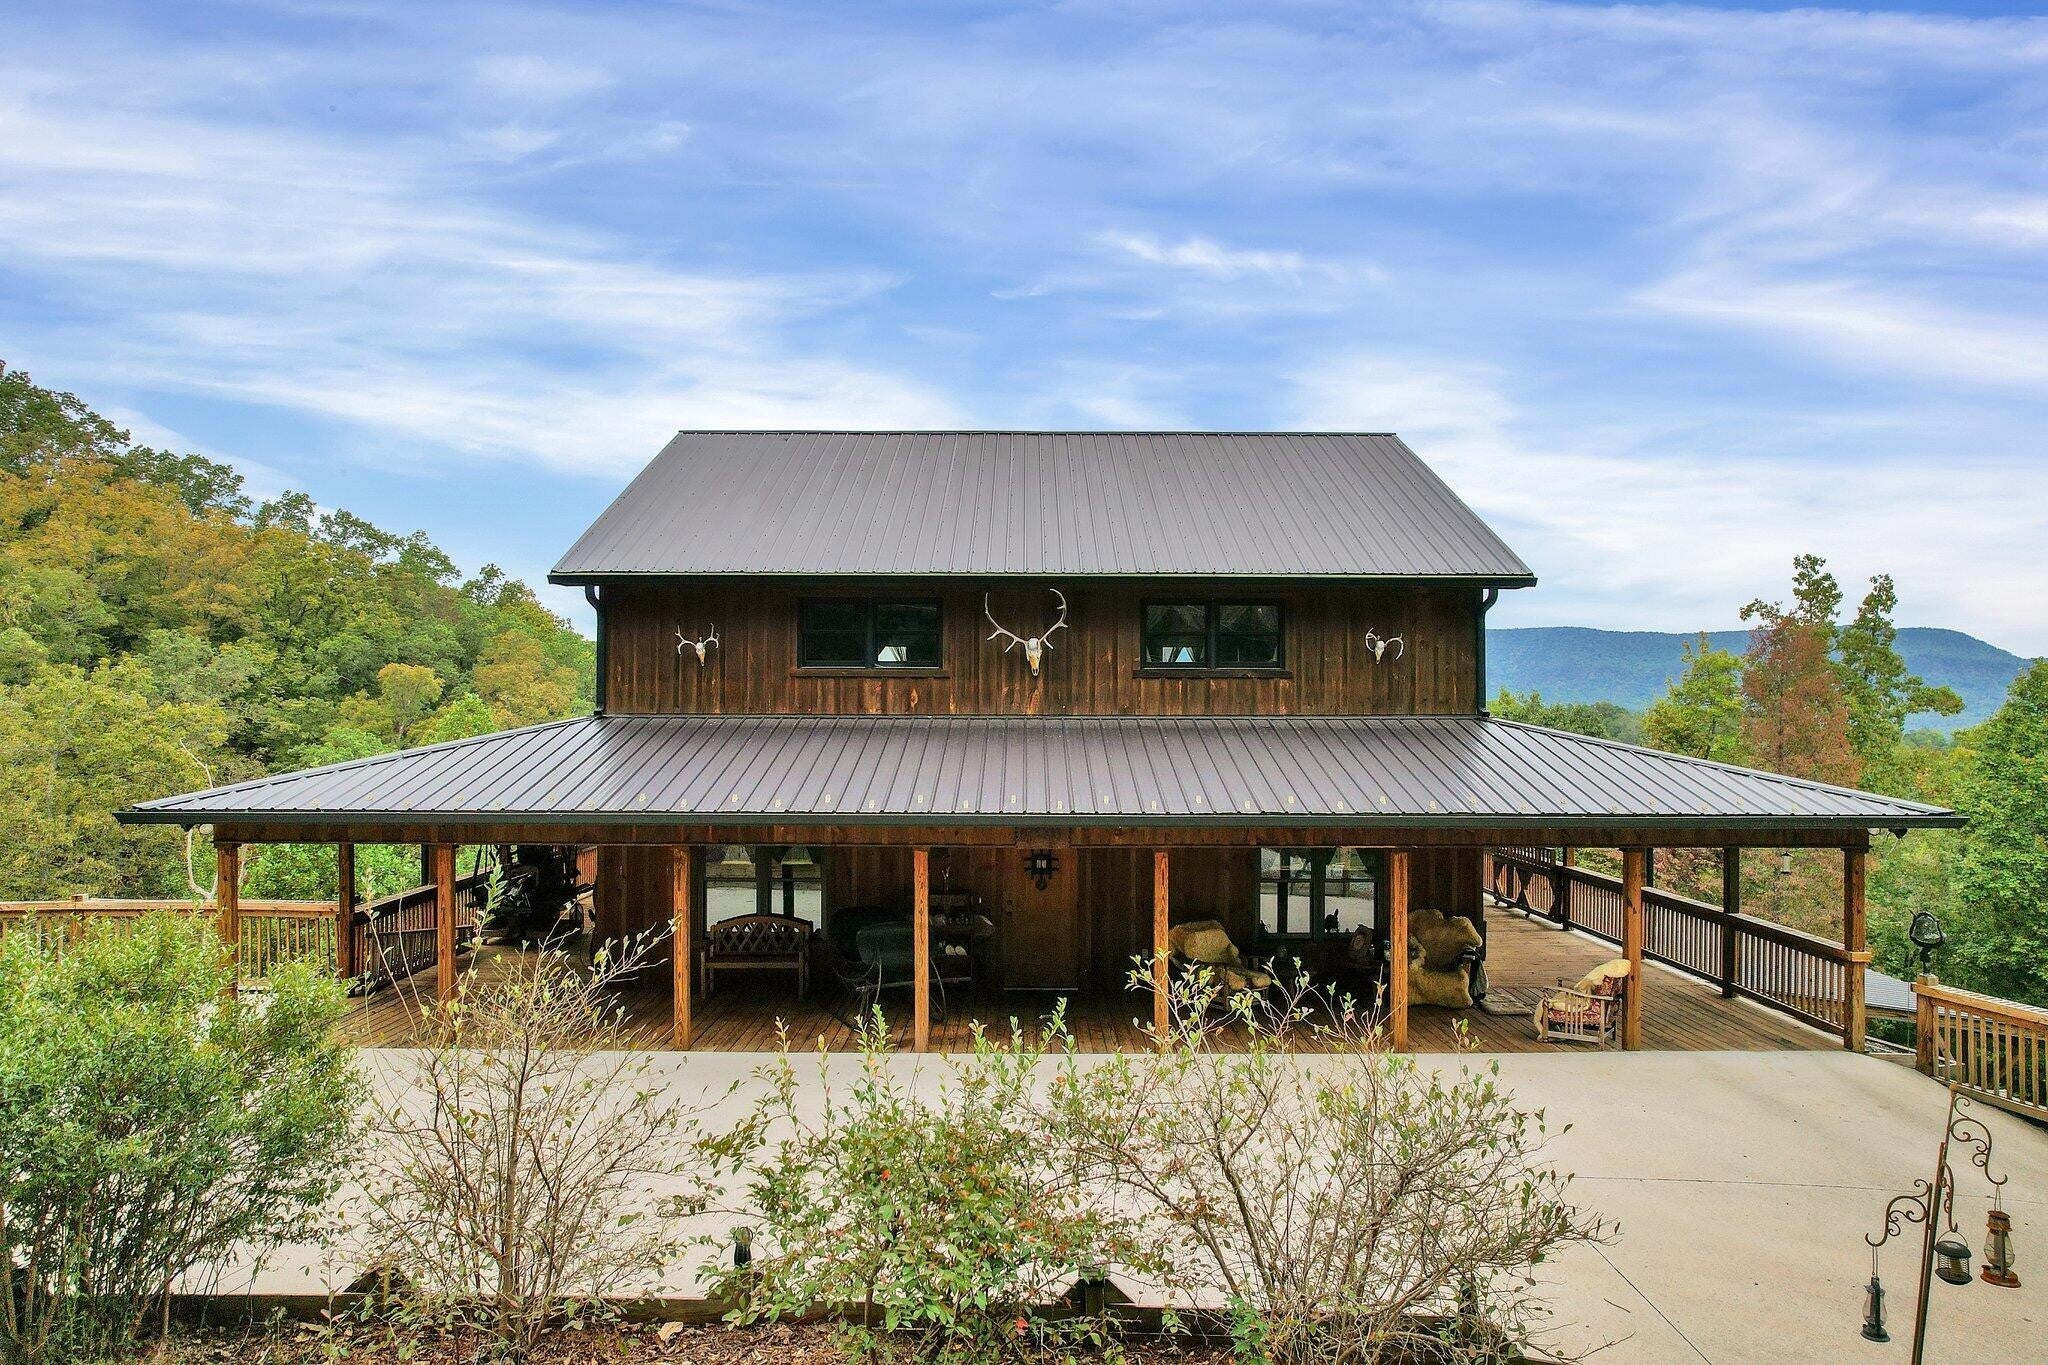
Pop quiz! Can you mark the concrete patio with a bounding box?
[237,1047,2042,1363]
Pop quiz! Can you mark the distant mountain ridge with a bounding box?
[1488,626,2034,731]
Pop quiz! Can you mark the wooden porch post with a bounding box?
[215,840,241,993]
[1843,846,1868,1053]
[672,845,695,1050]
[1621,849,1645,1050]
[1719,847,1740,999]
[1153,850,1171,1042]
[1555,848,1573,928]
[1386,849,1411,1051]
[433,843,458,1005]
[1914,975,1937,1074]
[335,841,357,985]
[912,847,931,1053]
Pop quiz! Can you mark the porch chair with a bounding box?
[700,912,813,999]
[1533,959,1632,1046]
[843,922,949,1025]
[1167,920,1275,999]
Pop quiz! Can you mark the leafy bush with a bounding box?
[1048,969,1608,1365]
[729,1010,1162,1361]
[0,911,359,1363]
[358,931,733,1357]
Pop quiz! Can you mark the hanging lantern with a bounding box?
[1777,850,1794,877]
[1982,1197,2020,1288]
[1934,1233,1975,1286]
[1860,1248,1889,1342]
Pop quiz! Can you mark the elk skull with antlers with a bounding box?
[1362,630,1405,662]
[985,588,1068,677]
[675,625,719,663]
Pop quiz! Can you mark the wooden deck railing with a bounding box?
[348,875,486,994]
[0,898,339,981]
[1915,979,2048,1120]
[0,876,486,992]
[1490,847,1852,1040]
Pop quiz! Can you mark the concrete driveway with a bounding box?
[236,1045,2043,1363]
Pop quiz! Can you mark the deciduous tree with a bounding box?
[1643,634,1746,764]
[1945,662,2048,1005]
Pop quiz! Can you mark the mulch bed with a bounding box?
[154,1320,1235,1363]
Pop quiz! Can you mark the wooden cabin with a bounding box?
[122,432,1958,1052]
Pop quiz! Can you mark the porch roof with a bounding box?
[121,714,1958,832]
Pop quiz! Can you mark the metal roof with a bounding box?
[122,715,1956,831]
[549,432,1534,582]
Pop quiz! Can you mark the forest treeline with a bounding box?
[0,368,593,903]
[1497,557,2048,1007]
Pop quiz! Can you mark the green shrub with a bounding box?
[0,912,360,1363]
[359,931,733,1358]
[728,1010,1161,1362]
[1048,969,1608,1365]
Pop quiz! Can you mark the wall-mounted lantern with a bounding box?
[1025,849,1058,891]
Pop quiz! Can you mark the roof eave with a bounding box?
[115,807,1960,831]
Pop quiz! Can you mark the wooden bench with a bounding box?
[701,912,813,998]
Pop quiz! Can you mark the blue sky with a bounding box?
[4,0,2046,649]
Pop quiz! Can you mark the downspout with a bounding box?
[1476,586,1500,716]
[583,585,607,716]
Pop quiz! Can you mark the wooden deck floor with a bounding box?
[342,911,1835,1055]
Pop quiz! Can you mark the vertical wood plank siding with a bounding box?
[603,579,1482,717]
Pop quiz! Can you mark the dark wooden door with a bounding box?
[1003,863,1079,990]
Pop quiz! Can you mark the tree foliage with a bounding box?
[1489,689,1644,744]
[1943,662,2048,1006]
[0,367,593,900]
[1642,634,1745,764]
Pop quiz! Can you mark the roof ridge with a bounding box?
[662,429,1404,436]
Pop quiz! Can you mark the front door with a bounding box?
[1003,860,1079,990]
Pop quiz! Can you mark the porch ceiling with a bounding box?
[120,714,1958,832]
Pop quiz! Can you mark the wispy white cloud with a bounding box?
[1095,231,1359,284]
[1288,352,2048,647]
[0,45,960,476]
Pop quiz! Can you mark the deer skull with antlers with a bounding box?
[1362,630,1405,662]
[985,588,1068,677]
[674,625,719,664]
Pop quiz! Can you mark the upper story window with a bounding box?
[798,598,941,670]
[1141,601,1283,670]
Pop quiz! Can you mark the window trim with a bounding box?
[1138,598,1286,674]
[1257,847,1383,944]
[796,596,944,672]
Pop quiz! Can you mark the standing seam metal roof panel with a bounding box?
[120,715,1959,829]
[549,432,1534,581]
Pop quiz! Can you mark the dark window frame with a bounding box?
[797,596,944,671]
[1257,847,1384,944]
[1139,598,1286,673]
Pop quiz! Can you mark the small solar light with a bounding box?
[1777,850,1794,876]
[1934,1233,1975,1286]
[1908,911,1946,976]
[732,1226,753,1270]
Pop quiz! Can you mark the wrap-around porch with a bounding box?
[337,907,1842,1054]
